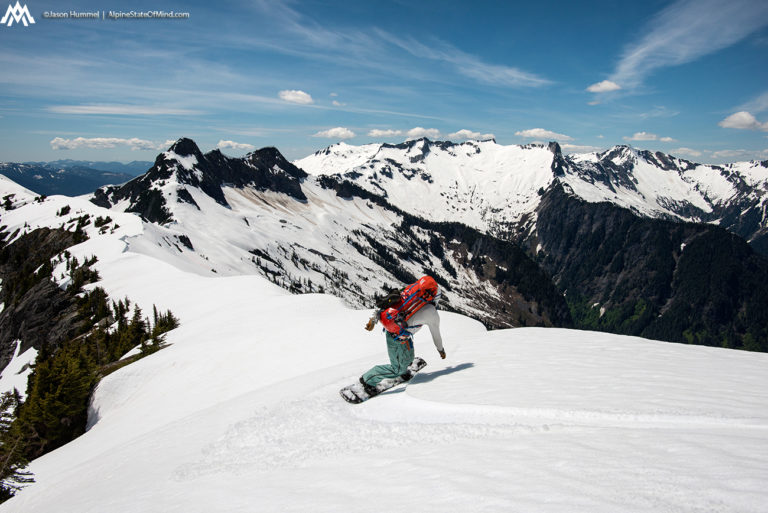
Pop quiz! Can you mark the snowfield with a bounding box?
[2,240,768,512]
[1,177,768,512]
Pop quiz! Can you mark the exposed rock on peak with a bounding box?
[246,147,307,180]
[91,139,307,224]
[168,137,203,158]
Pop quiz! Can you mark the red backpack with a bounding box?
[379,276,439,337]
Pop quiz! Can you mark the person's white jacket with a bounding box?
[402,304,443,352]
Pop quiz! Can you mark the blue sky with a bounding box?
[1,0,767,163]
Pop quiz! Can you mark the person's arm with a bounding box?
[408,306,446,358]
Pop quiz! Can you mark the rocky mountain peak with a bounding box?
[246,147,307,180]
[168,137,203,158]
[91,139,307,223]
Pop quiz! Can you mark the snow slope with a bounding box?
[296,139,555,233]
[0,174,38,209]
[1,209,767,511]
[0,342,37,400]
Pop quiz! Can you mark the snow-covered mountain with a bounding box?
[85,138,570,330]
[296,140,768,253]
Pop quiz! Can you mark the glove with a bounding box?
[365,316,376,331]
[439,349,446,359]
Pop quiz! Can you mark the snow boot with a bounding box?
[359,376,379,397]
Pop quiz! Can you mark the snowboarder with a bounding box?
[358,275,446,397]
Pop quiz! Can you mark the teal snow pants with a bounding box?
[362,332,415,386]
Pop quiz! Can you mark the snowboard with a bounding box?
[340,357,427,404]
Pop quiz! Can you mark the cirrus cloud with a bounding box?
[608,0,768,90]
[278,89,314,105]
[313,127,356,139]
[47,104,201,116]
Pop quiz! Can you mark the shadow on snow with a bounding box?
[411,362,475,384]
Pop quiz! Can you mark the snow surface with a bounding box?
[0,341,37,400]
[2,173,768,512]
[0,174,37,208]
[164,151,198,172]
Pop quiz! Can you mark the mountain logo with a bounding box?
[1,1,35,26]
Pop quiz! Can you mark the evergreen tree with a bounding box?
[0,391,34,503]
[14,343,99,458]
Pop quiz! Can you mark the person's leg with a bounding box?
[362,333,415,386]
[391,335,415,376]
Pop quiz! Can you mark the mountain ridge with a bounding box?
[296,138,768,254]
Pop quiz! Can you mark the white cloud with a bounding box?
[671,147,702,157]
[368,129,403,138]
[718,111,768,131]
[448,129,495,141]
[313,127,356,139]
[515,128,573,141]
[278,89,314,105]
[586,80,621,93]
[50,137,167,151]
[406,127,441,140]
[609,0,768,89]
[561,144,603,154]
[623,132,676,142]
[47,104,201,116]
[331,100,347,107]
[624,131,658,141]
[216,139,256,152]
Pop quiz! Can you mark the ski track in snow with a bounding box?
[172,382,544,480]
[173,369,767,482]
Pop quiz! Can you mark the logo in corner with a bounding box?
[1,1,35,27]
